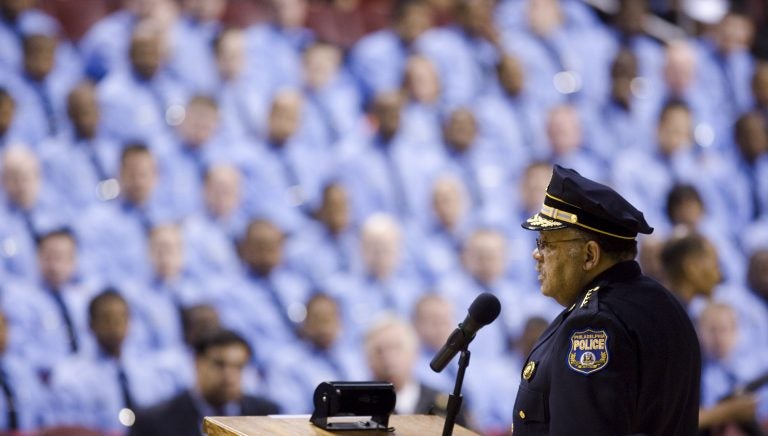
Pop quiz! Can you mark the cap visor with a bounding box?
[521,213,568,231]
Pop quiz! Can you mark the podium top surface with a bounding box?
[203,415,480,436]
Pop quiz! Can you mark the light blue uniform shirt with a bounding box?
[326,269,426,342]
[118,279,185,356]
[213,268,313,367]
[240,139,332,231]
[696,39,755,123]
[182,212,246,284]
[97,70,188,143]
[39,133,122,210]
[285,221,360,290]
[48,349,175,433]
[338,132,444,226]
[409,219,470,288]
[166,16,220,95]
[1,278,100,379]
[0,190,73,282]
[473,85,546,163]
[245,23,313,92]
[501,24,614,111]
[216,74,273,141]
[700,350,768,410]
[0,355,50,430]
[611,147,733,236]
[302,72,364,148]
[75,199,174,285]
[264,340,367,414]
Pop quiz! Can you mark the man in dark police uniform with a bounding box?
[512,165,700,435]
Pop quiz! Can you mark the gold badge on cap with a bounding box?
[522,361,537,380]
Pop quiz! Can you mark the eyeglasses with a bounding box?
[535,237,585,252]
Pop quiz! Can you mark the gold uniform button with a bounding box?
[519,410,526,419]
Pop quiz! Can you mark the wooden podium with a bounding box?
[203,415,479,435]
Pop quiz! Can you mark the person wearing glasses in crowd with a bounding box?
[511,165,700,435]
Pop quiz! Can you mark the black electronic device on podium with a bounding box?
[310,381,396,431]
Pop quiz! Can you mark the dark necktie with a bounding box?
[49,290,79,353]
[714,53,738,117]
[274,145,306,209]
[117,364,134,410]
[0,368,18,431]
[33,80,57,135]
[263,277,298,334]
[307,91,339,144]
[148,81,167,123]
[20,210,36,239]
[381,143,409,217]
[84,140,109,182]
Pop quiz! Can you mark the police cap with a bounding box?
[522,165,653,239]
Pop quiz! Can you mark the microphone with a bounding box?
[430,292,501,373]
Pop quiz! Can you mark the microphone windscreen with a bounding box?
[468,292,501,326]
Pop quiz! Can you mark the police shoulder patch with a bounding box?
[567,329,609,375]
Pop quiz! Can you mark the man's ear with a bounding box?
[584,240,601,271]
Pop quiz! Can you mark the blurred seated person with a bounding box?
[96,20,187,143]
[348,0,435,103]
[661,232,768,350]
[364,314,471,427]
[0,146,67,281]
[438,228,559,358]
[435,107,517,215]
[697,302,768,433]
[2,228,99,380]
[612,100,731,235]
[118,223,191,355]
[40,81,122,210]
[215,218,312,366]
[79,0,176,80]
[183,163,246,281]
[595,47,656,153]
[49,290,174,434]
[327,213,424,337]
[129,329,280,436]
[287,181,358,289]
[151,303,262,402]
[411,174,472,286]
[213,26,270,140]
[265,292,367,413]
[338,90,443,226]
[301,41,363,147]
[411,293,457,391]
[11,33,82,145]
[543,103,606,182]
[75,144,174,284]
[697,10,756,122]
[473,52,543,163]
[665,184,745,284]
[727,111,768,223]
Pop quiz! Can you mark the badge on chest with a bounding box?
[567,329,609,375]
